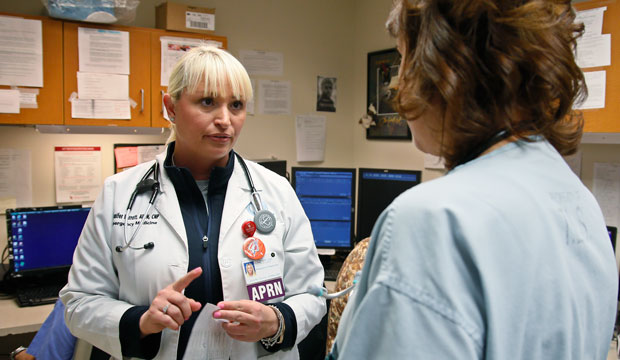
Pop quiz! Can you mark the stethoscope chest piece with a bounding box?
[255,209,276,234]
[235,152,277,234]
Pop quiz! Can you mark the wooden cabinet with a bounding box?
[0,14,228,128]
[574,0,620,133]
[62,21,151,127]
[150,29,228,128]
[0,13,63,125]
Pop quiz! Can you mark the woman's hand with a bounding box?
[139,267,203,336]
[213,300,279,342]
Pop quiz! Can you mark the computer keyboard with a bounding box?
[16,284,63,307]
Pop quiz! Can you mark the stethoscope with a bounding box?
[116,152,276,252]
[307,271,362,299]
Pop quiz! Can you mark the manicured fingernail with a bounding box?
[217,302,225,309]
[213,311,221,318]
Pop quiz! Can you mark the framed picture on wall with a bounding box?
[366,48,412,140]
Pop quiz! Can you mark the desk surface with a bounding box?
[0,299,54,337]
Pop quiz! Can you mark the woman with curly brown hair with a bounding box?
[329,1,617,359]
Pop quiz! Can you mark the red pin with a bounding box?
[243,237,265,260]
[242,221,257,237]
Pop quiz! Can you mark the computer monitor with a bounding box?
[291,167,356,250]
[608,226,617,251]
[609,226,619,301]
[357,168,422,241]
[6,206,90,278]
[256,159,287,179]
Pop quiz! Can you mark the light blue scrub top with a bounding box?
[332,138,617,359]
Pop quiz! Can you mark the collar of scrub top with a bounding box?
[453,129,511,168]
[163,142,235,195]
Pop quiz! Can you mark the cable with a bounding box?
[1,244,9,273]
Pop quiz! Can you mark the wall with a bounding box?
[350,0,445,183]
[0,0,358,250]
[0,0,360,162]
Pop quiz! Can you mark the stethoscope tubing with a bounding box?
[118,152,268,252]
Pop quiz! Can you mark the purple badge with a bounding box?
[247,278,285,302]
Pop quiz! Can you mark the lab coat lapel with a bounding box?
[220,159,252,241]
[152,155,188,253]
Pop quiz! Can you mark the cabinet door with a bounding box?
[150,29,227,128]
[63,22,151,127]
[0,14,63,125]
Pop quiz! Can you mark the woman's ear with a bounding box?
[163,93,176,122]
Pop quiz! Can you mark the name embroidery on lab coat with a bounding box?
[112,212,160,227]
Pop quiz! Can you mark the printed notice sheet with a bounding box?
[574,71,606,110]
[77,72,129,100]
[576,34,611,68]
[160,37,223,87]
[0,17,43,87]
[137,145,165,164]
[575,7,611,68]
[18,88,39,109]
[593,162,620,228]
[71,99,131,119]
[576,7,605,37]
[0,149,32,213]
[114,146,138,169]
[78,27,130,75]
[239,50,284,76]
[295,115,326,162]
[0,89,20,114]
[258,80,291,115]
[246,79,256,115]
[54,146,102,203]
[114,145,165,170]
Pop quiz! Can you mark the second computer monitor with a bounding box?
[357,168,421,241]
[291,167,356,250]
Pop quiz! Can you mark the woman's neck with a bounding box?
[172,150,228,180]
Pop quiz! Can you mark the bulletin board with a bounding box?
[574,0,620,133]
[113,143,165,173]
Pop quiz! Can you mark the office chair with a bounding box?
[325,237,370,355]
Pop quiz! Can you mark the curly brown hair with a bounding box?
[386,0,586,169]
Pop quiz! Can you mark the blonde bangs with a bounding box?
[168,45,253,102]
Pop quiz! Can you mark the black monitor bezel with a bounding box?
[291,166,356,250]
[609,226,618,251]
[356,167,422,241]
[6,205,88,279]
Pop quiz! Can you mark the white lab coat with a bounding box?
[60,150,326,360]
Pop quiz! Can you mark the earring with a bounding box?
[169,117,175,123]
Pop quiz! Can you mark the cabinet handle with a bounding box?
[140,89,144,113]
[161,90,165,114]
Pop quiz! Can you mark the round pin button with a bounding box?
[254,210,276,234]
[242,220,256,237]
[243,237,266,260]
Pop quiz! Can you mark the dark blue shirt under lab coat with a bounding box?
[118,144,296,359]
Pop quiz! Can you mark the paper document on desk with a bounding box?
[183,303,232,360]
